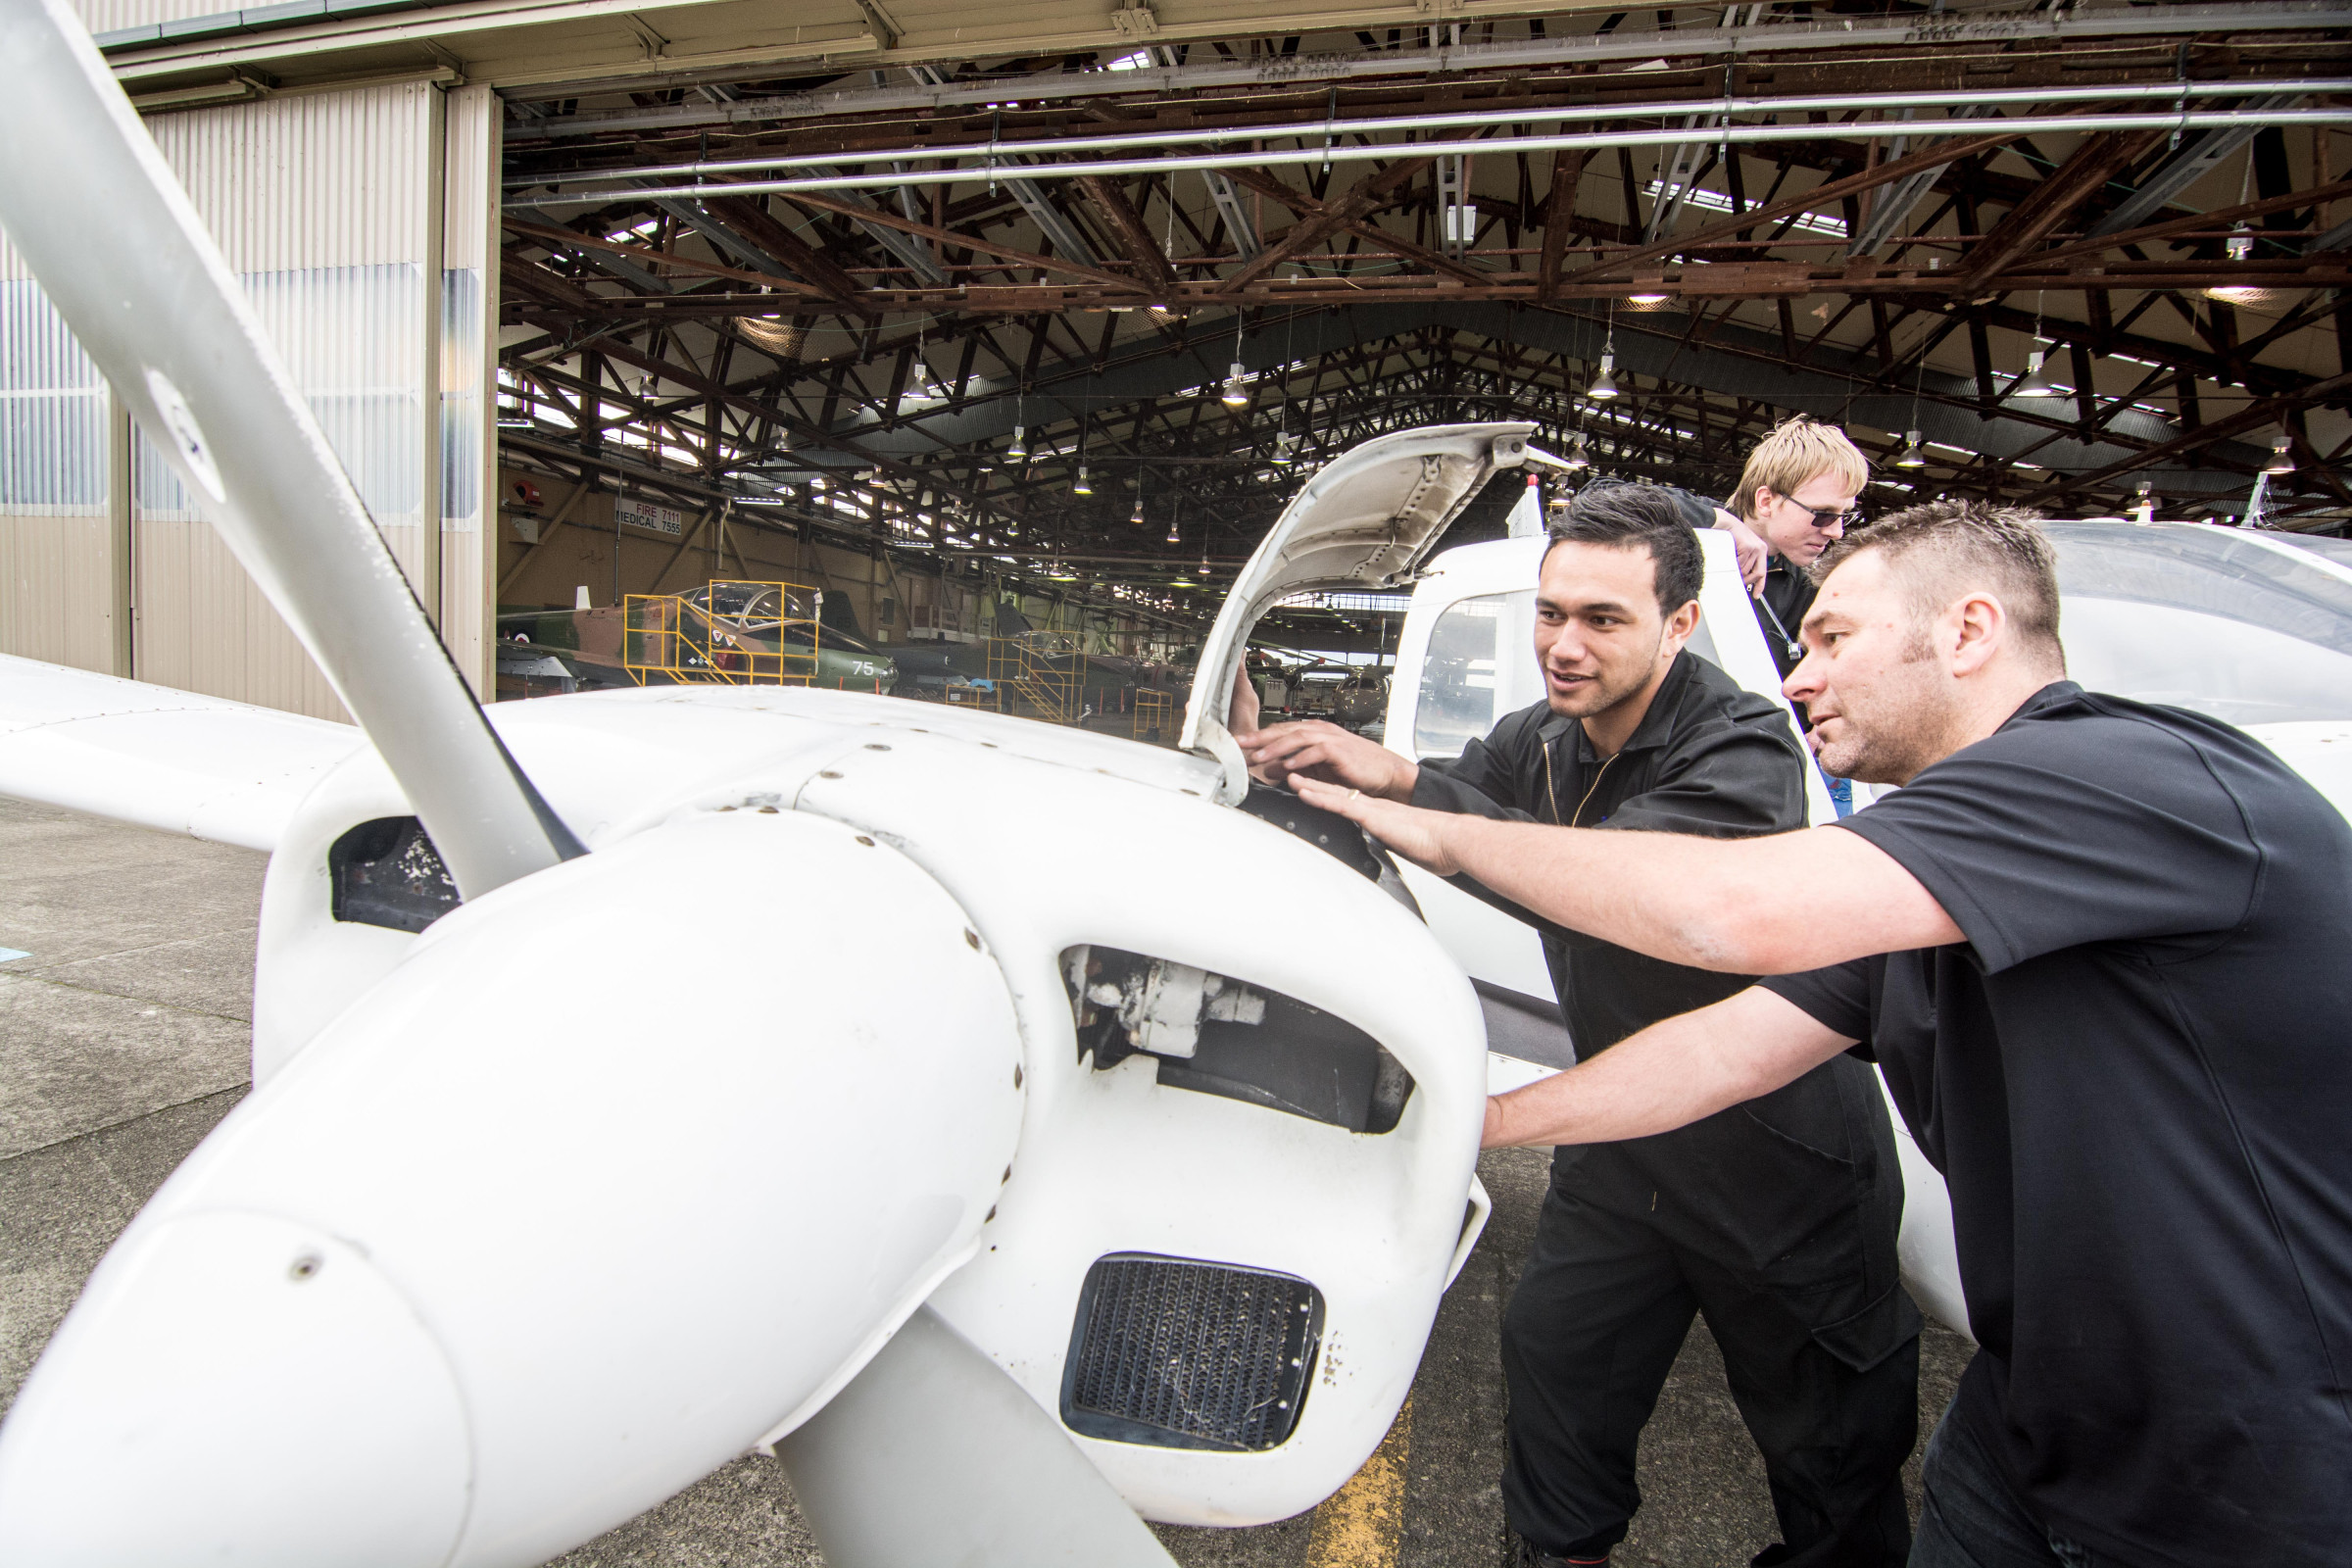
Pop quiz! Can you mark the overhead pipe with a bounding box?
[512,105,2352,208]
[509,78,2352,190]
[502,0,2352,137]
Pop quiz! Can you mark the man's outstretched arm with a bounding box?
[1296,775,1962,973]
[1485,987,1857,1149]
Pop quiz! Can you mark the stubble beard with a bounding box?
[1812,627,1952,785]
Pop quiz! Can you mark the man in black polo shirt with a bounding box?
[1238,486,1919,1568]
[1301,500,2352,1566]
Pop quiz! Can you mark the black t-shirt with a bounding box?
[1415,651,1808,1055]
[1760,682,2352,1566]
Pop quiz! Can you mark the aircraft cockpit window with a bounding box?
[1414,592,1535,759]
[1413,589,1724,761]
[1062,946,1414,1135]
[2270,532,2352,572]
[2047,523,2352,725]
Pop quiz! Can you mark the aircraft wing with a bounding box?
[0,654,362,852]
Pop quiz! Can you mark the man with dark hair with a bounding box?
[1238,484,1920,1568]
[1302,499,2352,1568]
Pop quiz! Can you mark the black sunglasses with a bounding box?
[1774,495,1862,529]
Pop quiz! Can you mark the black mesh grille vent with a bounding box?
[1060,1253,1323,1452]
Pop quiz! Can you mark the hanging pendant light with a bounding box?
[1220,310,1252,408]
[1131,493,1146,525]
[2208,225,2274,304]
[1587,351,1620,401]
[1165,516,1181,545]
[1072,463,1093,495]
[1270,428,1295,466]
[2011,349,2060,401]
[1895,430,1928,468]
[2262,431,2296,476]
[1005,424,1028,460]
[1562,430,1591,470]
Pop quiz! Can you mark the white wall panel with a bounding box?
[0,235,115,673]
[0,78,494,717]
[133,83,441,721]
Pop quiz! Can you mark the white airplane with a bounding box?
[11,1,2352,1561]
[0,7,1503,1562]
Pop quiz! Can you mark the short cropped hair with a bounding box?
[1733,416,1870,520]
[1813,499,2063,651]
[1545,482,1704,614]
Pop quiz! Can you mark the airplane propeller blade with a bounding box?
[780,1306,1183,1568]
[0,0,578,898]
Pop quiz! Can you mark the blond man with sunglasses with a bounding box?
[1719,417,1871,679]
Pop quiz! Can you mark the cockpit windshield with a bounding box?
[2046,522,2352,727]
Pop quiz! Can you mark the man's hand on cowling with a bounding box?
[1294,776,1464,876]
[1235,714,1419,798]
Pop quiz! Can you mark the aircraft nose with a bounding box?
[0,1210,470,1568]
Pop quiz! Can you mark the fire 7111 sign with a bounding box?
[614,497,684,536]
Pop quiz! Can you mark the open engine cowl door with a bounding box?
[1181,423,1534,803]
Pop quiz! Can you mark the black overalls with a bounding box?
[1415,652,1919,1567]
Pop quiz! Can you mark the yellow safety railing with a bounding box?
[1132,688,1174,744]
[624,579,823,687]
[985,632,1089,724]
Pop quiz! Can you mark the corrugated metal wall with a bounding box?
[135,82,439,720]
[0,233,119,672]
[2,75,499,714]
[74,0,234,33]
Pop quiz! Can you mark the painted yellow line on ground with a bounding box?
[1302,1397,1411,1568]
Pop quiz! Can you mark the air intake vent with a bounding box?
[329,817,459,933]
[1061,1253,1323,1452]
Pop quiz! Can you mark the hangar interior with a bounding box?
[4,6,2352,1567]
[3,0,2348,731]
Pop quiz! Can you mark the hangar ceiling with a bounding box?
[116,0,2352,623]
